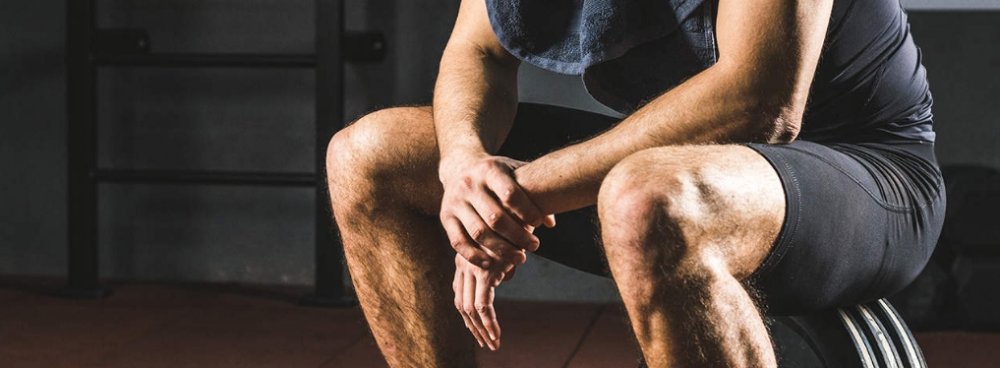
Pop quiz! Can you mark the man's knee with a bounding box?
[326,107,433,199]
[599,146,783,283]
[328,108,411,180]
[597,149,716,272]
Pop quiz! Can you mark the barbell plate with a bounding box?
[856,304,905,368]
[838,308,878,368]
[873,299,929,368]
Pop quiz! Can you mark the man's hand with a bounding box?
[453,253,513,351]
[439,154,555,269]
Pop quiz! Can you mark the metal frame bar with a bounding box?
[96,53,317,68]
[65,0,108,298]
[302,0,354,307]
[64,0,353,305]
[94,169,317,187]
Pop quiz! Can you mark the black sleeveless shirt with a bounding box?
[486,0,935,143]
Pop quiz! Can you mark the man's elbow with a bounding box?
[745,96,803,144]
[736,106,801,144]
[766,113,801,144]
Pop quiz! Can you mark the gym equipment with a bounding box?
[65,0,383,306]
[772,298,927,368]
[638,298,926,368]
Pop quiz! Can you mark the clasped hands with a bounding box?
[439,154,555,351]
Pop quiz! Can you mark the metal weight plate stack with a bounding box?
[772,298,927,368]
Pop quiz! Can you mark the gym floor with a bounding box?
[0,278,996,368]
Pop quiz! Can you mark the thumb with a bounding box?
[542,214,556,228]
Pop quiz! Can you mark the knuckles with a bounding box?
[475,160,497,173]
[459,176,475,189]
[449,238,467,251]
[469,226,488,243]
[522,214,542,228]
[484,212,503,228]
[495,187,514,205]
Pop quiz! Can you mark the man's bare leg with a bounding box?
[598,145,784,368]
[327,106,477,367]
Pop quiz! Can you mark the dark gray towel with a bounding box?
[486,0,706,75]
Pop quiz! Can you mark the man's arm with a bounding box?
[436,0,560,350]
[433,0,519,164]
[435,0,556,268]
[515,0,834,215]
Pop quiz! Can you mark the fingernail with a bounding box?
[488,332,496,341]
[481,260,491,269]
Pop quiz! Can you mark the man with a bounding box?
[326,0,945,366]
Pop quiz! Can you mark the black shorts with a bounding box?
[497,103,946,315]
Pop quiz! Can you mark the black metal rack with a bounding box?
[65,0,370,306]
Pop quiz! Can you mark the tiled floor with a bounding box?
[0,279,996,367]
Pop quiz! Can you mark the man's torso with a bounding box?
[485,0,935,143]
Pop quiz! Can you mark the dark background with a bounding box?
[1,0,997,302]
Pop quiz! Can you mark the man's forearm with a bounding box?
[433,43,520,175]
[514,62,802,215]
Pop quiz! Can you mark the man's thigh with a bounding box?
[744,141,945,315]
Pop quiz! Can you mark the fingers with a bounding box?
[454,203,528,265]
[463,270,496,350]
[542,214,556,228]
[475,271,501,348]
[440,155,554,270]
[480,247,515,287]
[453,263,470,329]
[470,190,541,253]
[453,262,487,348]
[442,216,493,269]
[502,265,517,281]
[485,171,547,229]
[454,254,509,351]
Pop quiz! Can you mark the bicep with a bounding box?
[445,0,520,68]
[714,0,834,115]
